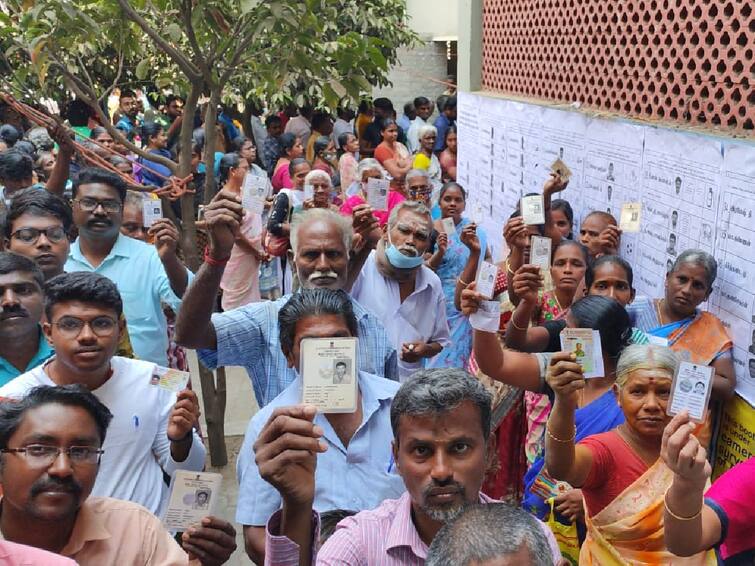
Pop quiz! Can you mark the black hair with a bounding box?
[585,255,634,290]
[265,115,282,128]
[165,94,184,106]
[288,157,309,177]
[551,198,574,237]
[119,89,136,100]
[313,136,330,159]
[439,181,466,201]
[44,271,123,321]
[192,127,206,150]
[0,150,33,183]
[140,122,163,145]
[10,141,36,159]
[569,295,631,359]
[379,118,398,133]
[73,167,128,202]
[278,133,298,158]
[311,112,331,132]
[64,99,93,127]
[553,239,589,265]
[584,210,618,227]
[218,152,242,186]
[0,124,21,148]
[443,96,457,110]
[89,126,111,141]
[372,98,393,112]
[0,385,113,447]
[5,189,73,239]
[337,132,354,152]
[444,124,457,142]
[26,127,55,152]
[0,251,44,290]
[230,135,254,153]
[278,289,358,356]
[413,96,430,108]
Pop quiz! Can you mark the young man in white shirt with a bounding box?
[350,200,449,380]
[406,96,433,154]
[0,271,205,515]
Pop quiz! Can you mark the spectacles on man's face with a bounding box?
[73,198,122,213]
[2,445,104,467]
[51,315,118,338]
[10,226,67,244]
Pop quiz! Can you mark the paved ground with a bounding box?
[189,354,258,565]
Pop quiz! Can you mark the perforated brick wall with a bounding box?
[481,0,755,133]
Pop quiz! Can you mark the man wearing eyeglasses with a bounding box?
[0,384,236,564]
[64,167,192,366]
[0,272,206,516]
[0,252,52,388]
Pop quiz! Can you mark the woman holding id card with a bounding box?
[544,344,715,565]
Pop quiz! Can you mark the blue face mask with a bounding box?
[385,233,425,269]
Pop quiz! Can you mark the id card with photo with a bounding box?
[550,158,572,182]
[560,328,604,378]
[476,261,498,300]
[242,173,269,215]
[469,300,501,333]
[521,194,545,225]
[150,366,190,393]
[142,195,163,228]
[163,471,223,531]
[366,178,390,210]
[530,235,552,271]
[619,202,642,233]
[667,362,714,422]
[300,337,358,413]
[441,217,456,236]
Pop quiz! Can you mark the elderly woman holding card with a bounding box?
[301,170,339,213]
[217,153,267,310]
[339,159,399,226]
[544,343,715,565]
[425,183,490,369]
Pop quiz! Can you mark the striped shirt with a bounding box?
[198,294,398,407]
[264,492,563,565]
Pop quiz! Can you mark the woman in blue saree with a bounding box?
[426,182,490,369]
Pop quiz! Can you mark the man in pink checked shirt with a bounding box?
[255,368,564,565]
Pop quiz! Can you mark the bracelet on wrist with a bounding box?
[511,316,528,331]
[663,489,703,521]
[203,246,230,267]
[545,424,576,443]
[457,277,469,286]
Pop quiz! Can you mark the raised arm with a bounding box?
[543,353,595,486]
[711,354,736,401]
[45,122,74,197]
[150,218,189,297]
[542,173,568,244]
[502,217,529,305]
[345,203,381,291]
[504,265,551,352]
[453,223,482,310]
[174,189,243,349]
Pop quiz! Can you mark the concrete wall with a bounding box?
[405,0,458,40]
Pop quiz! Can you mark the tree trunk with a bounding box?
[177,84,202,271]
[198,363,228,466]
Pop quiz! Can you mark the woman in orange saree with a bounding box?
[545,343,716,565]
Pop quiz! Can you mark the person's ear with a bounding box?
[704,285,713,301]
[287,248,295,265]
[391,440,400,475]
[630,287,636,303]
[283,345,296,369]
[612,383,621,405]
[42,321,54,345]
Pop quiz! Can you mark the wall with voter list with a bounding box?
[456,90,755,409]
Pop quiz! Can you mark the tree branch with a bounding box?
[181,0,211,78]
[115,0,202,82]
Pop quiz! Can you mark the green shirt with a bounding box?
[0,327,54,387]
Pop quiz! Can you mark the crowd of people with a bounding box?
[0,88,752,566]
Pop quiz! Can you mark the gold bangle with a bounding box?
[457,277,469,286]
[545,424,576,443]
[663,490,703,521]
[511,316,528,331]
[505,259,513,274]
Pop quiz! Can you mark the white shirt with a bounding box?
[284,115,312,147]
[406,116,428,153]
[351,251,450,381]
[0,357,206,516]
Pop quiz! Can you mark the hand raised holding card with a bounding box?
[511,265,543,305]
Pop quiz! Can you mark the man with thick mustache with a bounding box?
[64,168,191,366]
[350,200,449,380]
[0,253,52,387]
[176,198,398,407]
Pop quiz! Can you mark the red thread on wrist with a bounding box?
[204,246,229,267]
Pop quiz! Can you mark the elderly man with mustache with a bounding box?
[350,200,449,380]
[176,193,398,407]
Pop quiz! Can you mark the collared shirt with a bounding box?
[236,371,405,526]
[65,234,193,366]
[284,115,312,147]
[1,497,191,565]
[351,252,450,381]
[397,114,412,134]
[197,294,398,407]
[406,117,428,154]
[264,492,563,565]
[0,539,76,565]
[262,136,281,173]
[433,114,454,152]
[0,327,53,387]
[0,356,206,516]
[115,115,138,142]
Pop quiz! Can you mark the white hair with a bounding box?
[303,169,332,187]
[615,344,680,388]
[404,168,430,188]
[387,200,432,231]
[418,124,438,139]
[290,208,353,256]
[357,158,384,178]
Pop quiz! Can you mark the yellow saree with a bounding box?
[581,459,716,565]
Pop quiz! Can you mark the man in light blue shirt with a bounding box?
[236,289,405,563]
[176,204,397,407]
[65,168,192,366]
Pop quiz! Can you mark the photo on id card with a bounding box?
[300,337,358,413]
[162,471,222,531]
[560,328,604,378]
[241,173,269,215]
[666,361,714,423]
[521,194,545,225]
[476,261,498,300]
[530,235,552,271]
[366,178,390,210]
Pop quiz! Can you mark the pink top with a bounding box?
[339,153,358,191]
[0,540,77,565]
[705,457,755,560]
[272,161,292,191]
[264,491,562,565]
[339,190,405,226]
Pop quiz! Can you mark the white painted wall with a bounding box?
[406,0,459,40]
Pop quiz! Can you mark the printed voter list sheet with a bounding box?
[667,361,714,422]
[301,337,358,413]
[163,471,222,531]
